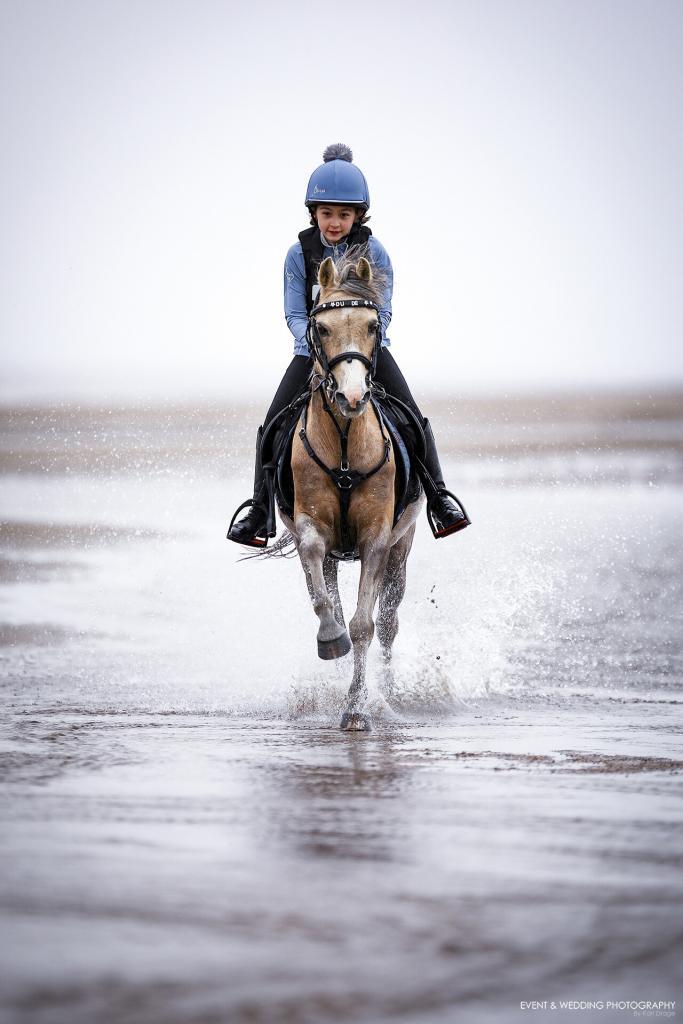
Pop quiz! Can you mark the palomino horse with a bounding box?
[278,251,424,731]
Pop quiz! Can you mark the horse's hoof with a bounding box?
[317,631,352,660]
[340,712,372,732]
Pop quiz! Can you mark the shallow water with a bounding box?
[1,394,682,1023]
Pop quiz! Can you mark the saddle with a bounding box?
[261,391,423,560]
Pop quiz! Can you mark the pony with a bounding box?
[277,251,424,731]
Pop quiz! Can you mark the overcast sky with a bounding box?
[1,0,682,402]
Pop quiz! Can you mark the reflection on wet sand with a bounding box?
[0,520,165,549]
[1,712,682,1023]
[261,730,411,862]
[0,553,91,585]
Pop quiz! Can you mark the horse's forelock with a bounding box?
[324,246,386,306]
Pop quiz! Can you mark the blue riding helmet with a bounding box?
[305,143,370,209]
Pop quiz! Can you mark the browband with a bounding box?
[310,299,381,316]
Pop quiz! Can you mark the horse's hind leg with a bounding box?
[377,525,416,700]
[298,518,351,660]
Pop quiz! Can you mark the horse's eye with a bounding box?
[318,324,329,337]
[368,322,378,334]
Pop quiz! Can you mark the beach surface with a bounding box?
[1,392,682,1024]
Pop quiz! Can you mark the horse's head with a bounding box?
[310,255,382,420]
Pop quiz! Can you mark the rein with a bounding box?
[300,298,390,558]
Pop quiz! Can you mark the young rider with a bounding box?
[227,144,470,547]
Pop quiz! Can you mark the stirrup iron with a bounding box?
[426,489,471,539]
[227,499,269,548]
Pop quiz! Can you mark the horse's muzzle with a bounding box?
[335,390,371,419]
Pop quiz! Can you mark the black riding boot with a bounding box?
[226,426,270,547]
[420,419,471,538]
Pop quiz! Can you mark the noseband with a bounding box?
[306,299,382,396]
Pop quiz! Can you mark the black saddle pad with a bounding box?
[272,396,421,527]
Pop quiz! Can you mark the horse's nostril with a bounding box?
[337,391,370,413]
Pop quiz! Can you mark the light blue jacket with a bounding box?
[284,232,393,356]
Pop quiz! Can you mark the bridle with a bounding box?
[306,298,382,399]
[300,297,391,559]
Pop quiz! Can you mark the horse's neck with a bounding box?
[308,388,383,471]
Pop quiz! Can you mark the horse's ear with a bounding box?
[355,257,372,282]
[318,257,338,290]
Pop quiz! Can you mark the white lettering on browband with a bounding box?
[318,300,374,310]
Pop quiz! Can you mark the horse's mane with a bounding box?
[327,245,387,306]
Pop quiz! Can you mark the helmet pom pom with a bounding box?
[323,143,353,163]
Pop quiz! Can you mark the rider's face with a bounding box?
[314,205,359,243]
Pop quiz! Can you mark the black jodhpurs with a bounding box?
[263,356,313,426]
[375,349,423,419]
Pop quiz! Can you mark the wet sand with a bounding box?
[1,392,682,1023]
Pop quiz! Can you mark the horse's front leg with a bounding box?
[297,515,351,660]
[341,530,391,731]
[323,555,345,629]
